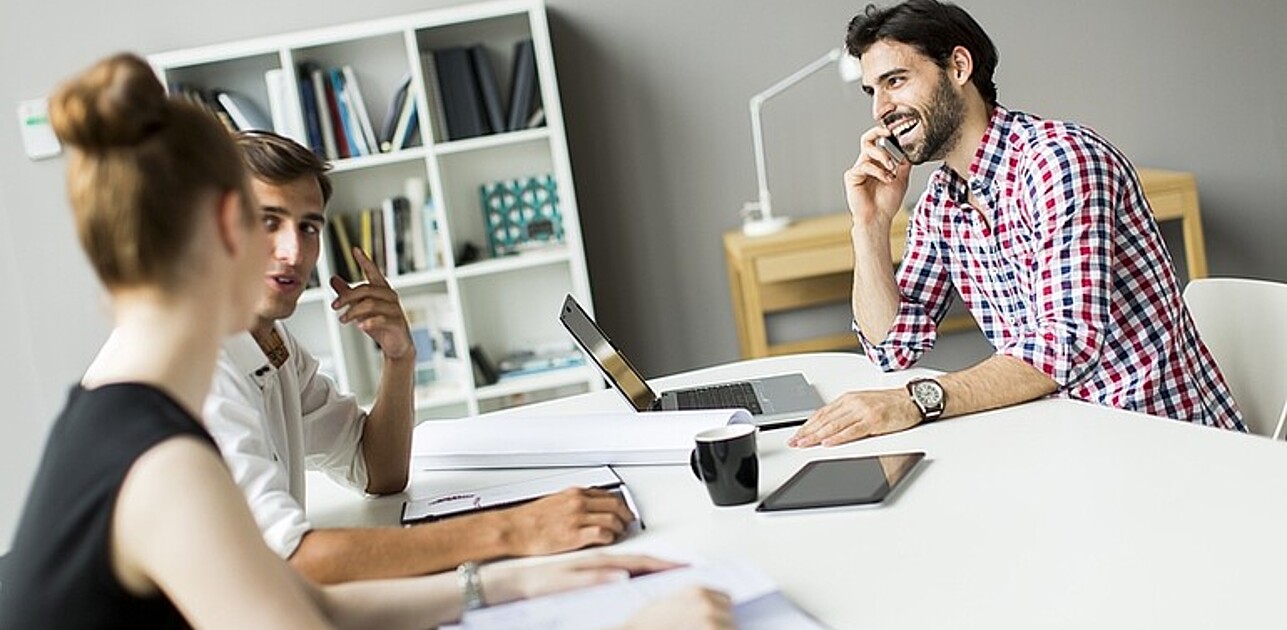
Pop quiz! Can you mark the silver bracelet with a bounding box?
[457,561,486,611]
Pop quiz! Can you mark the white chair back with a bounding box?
[1183,278,1287,439]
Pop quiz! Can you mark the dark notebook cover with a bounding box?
[469,44,505,135]
[433,47,487,141]
[296,70,324,156]
[506,38,537,132]
[379,74,412,150]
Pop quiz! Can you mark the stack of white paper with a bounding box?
[451,559,826,630]
[411,409,752,469]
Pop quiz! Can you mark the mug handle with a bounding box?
[689,448,702,481]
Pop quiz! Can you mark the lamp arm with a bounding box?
[748,48,843,220]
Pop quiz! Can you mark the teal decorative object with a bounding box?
[480,174,564,257]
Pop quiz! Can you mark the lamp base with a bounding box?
[741,215,792,237]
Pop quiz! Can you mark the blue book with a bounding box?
[328,68,365,157]
[296,70,324,156]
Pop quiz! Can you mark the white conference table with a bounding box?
[307,352,1287,628]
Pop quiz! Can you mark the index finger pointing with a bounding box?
[351,247,390,287]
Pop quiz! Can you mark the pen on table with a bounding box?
[607,466,645,530]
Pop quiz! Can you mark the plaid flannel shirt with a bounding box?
[857,106,1243,431]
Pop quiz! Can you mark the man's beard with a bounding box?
[909,71,966,165]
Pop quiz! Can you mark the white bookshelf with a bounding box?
[150,0,600,420]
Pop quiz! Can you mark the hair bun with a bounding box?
[50,53,167,150]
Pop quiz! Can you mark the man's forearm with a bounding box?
[290,510,514,584]
[362,354,415,494]
[938,354,1059,419]
[851,221,902,341]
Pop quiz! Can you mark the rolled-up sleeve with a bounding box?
[205,370,312,558]
[994,146,1114,388]
[855,209,956,371]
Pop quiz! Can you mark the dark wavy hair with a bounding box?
[235,130,333,205]
[845,0,999,106]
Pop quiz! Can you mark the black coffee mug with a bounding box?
[689,424,759,506]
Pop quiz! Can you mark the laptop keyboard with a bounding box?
[674,383,764,415]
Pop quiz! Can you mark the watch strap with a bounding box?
[457,561,486,611]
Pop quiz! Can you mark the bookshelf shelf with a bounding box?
[388,267,452,289]
[150,0,598,419]
[330,147,429,173]
[433,127,550,156]
[474,366,597,400]
[454,246,570,279]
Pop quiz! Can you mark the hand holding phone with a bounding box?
[876,135,907,165]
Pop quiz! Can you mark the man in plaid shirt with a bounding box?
[790,0,1242,448]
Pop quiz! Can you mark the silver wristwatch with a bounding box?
[457,561,486,611]
[906,377,946,422]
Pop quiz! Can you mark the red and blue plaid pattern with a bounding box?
[857,107,1244,431]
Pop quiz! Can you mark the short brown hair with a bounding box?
[235,130,333,205]
[49,52,249,290]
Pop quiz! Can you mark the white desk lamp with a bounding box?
[742,48,862,236]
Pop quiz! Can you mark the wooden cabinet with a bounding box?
[723,168,1208,359]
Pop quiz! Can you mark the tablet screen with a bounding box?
[756,452,925,512]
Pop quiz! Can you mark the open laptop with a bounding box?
[559,294,824,429]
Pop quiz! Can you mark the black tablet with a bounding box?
[756,452,925,512]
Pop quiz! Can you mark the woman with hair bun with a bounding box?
[0,53,732,629]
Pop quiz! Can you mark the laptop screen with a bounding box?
[559,295,657,411]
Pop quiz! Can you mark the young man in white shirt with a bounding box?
[204,131,634,584]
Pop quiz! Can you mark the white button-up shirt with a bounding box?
[203,324,369,557]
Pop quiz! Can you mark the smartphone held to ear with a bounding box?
[877,135,907,165]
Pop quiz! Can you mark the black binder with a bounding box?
[506,38,538,131]
[434,47,487,141]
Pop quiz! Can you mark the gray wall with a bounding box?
[2,0,1283,548]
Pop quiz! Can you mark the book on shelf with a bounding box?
[341,65,380,155]
[402,292,466,399]
[378,73,412,151]
[263,69,301,141]
[320,68,352,158]
[507,38,539,132]
[327,216,360,283]
[389,99,419,152]
[468,44,506,135]
[470,345,501,386]
[304,65,340,160]
[526,106,546,129]
[216,91,272,132]
[433,46,488,141]
[403,177,430,272]
[380,196,416,275]
[168,83,237,132]
[358,207,389,276]
[420,52,449,143]
[295,71,324,155]
[329,68,367,157]
[496,345,585,380]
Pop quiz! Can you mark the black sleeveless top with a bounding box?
[0,383,217,629]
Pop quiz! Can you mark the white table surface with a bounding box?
[307,352,1287,629]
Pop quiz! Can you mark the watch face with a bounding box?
[912,381,943,408]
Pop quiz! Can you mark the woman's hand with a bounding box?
[481,553,682,605]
